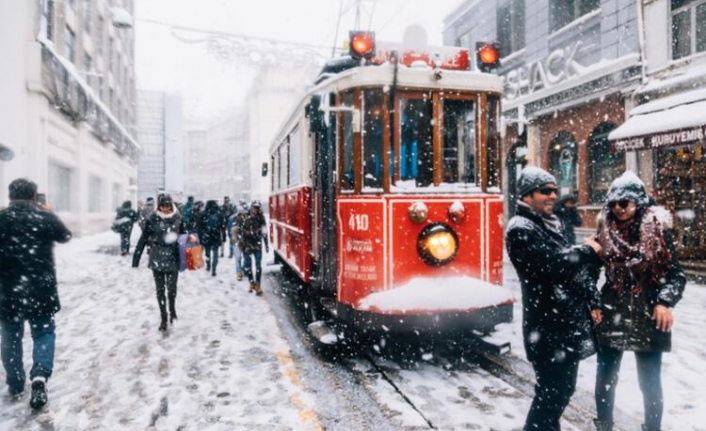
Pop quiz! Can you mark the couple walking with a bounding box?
[506,167,686,431]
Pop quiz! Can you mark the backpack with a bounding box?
[205,211,221,235]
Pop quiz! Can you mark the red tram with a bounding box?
[268,33,514,344]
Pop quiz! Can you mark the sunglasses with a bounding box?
[609,199,631,209]
[536,187,558,196]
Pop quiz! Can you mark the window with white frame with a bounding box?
[497,0,525,56]
[48,162,72,212]
[672,0,706,59]
[112,183,122,210]
[41,0,54,40]
[549,0,599,33]
[64,26,76,63]
[88,175,103,213]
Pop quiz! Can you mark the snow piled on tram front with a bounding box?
[357,277,515,312]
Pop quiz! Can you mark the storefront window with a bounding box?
[48,162,71,212]
[655,145,706,259]
[549,131,578,196]
[671,0,706,59]
[589,123,624,203]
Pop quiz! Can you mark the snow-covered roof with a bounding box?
[608,87,706,142]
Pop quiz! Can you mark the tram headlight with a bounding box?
[417,223,459,266]
[408,201,428,224]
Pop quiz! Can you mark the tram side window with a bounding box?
[487,95,499,188]
[277,147,283,190]
[289,128,300,186]
[341,91,355,191]
[400,97,433,187]
[363,89,384,190]
[443,99,476,184]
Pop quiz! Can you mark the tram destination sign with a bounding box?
[612,124,706,152]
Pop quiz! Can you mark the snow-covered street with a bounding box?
[0,231,320,431]
[1,230,705,430]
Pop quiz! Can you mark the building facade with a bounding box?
[444,0,706,265]
[136,91,184,201]
[0,0,140,236]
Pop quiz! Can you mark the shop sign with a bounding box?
[612,124,706,152]
[503,41,590,100]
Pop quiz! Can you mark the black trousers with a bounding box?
[524,358,580,431]
[596,346,663,430]
[152,270,178,318]
[119,228,132,253]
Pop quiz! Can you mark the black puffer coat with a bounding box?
[506,203,601,365]
[596,210,686,352]
[132,207,184,272]
[114,205,137,235]
[0,201,72,319]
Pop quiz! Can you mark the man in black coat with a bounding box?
[0,178,72,409]
[505,167,602,431]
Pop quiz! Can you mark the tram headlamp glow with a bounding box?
[417,223,459,266]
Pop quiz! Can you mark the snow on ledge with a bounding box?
[358,276,515,313]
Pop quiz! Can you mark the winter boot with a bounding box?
[237,272,243,281]
[159,315,168,331]
[206,261,211,271]
[642,425,661,431]
[594,419,613,431]
[29,377,47,410]
[170,311,178,324]
[212,268,217,277]
[254,282,263,296]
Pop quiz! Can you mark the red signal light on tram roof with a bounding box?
[476,42,500,72]
[349,31,376,60]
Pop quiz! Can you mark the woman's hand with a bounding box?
[591,309,603,325]
[653,304,674,332]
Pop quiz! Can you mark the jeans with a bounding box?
[524,359,580,431]
[0,315,56,393]
[119,228,132,253]
[234,246,243,274]
[596,346,663,430]
[205,245,219,273]
[153,270,178,318]
[243,249,262,283]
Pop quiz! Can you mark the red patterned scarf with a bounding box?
[598,207,671,295]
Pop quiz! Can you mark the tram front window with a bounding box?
[400,97,433,187]
[363,89,384,189]
[443,99,476,184]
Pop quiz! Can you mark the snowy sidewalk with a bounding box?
[0,231,320,431]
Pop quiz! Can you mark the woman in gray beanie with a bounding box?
[593,171,686,431]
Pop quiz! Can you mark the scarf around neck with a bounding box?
[598,207,671,295]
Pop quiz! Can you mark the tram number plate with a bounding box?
[348,213,369,231]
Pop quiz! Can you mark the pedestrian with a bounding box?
[182,195,195,226]
[0,178,72,409]
[198,200,224,276]
[132,194,185,331]
[239,200,268,295]
[553,194,582,244]
[228,203,244,280]
[593,171,686,431]
[113,200,138,256]
[220,196,235,258]
[505,167,603,431]
[137,196,155,231]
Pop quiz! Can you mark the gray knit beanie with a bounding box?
[517,166,557,198]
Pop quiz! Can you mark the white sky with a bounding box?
[134,0,464,121]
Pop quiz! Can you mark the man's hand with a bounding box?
[591,309,603,325]
[584,235,602,254]
[653,304,674,332]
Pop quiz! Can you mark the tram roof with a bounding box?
[270,62,504,153]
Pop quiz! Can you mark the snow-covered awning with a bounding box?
[609,88,706,152]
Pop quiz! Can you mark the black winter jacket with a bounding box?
[0,201,72,319]
[553,196,582,244]
[114,207,137,235]
[596,213,686,352]
[132,208,184,272]
[506,203,601,365]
